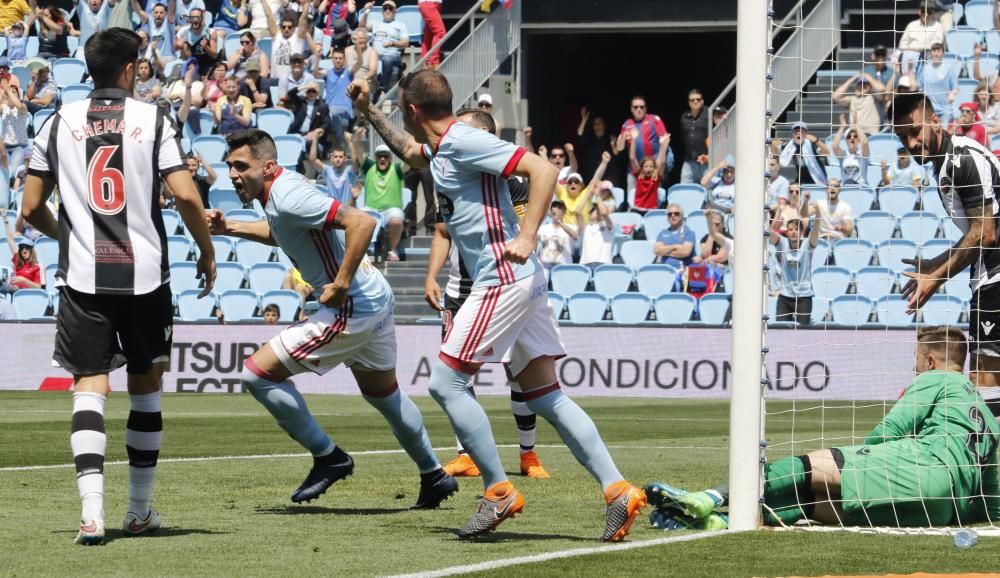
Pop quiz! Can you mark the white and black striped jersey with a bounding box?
[28,88,186,295]
[934,135,1000,291]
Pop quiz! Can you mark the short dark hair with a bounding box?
[892,92,934,135]
[263,303,281,315]
[330,146,346,155]
[226,129,278,161]
[281,15,296,27]
[455,107,497,135]
[399,69,453,119]
[240,30,256,42]
[331,46,345,56]
[551,200,566,211]
[86,28,141,89]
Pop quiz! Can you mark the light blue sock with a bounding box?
[427,358,507,488]
[242,362,334,456]
[525,383,623,491]
[362,384,440,473]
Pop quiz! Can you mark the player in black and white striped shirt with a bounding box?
[20,28,217,546]
[893,92,1000,416]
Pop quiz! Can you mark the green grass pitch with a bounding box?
[1,391,998,577]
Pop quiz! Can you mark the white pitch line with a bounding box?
[383,530,738,578]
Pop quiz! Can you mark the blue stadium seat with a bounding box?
[811,239,831,271]
[52,57,87,88]
[610,293,651,324]
[257,108,294,135]
[566,292,607,324]
[609,212,642,234]
[877,239,918,274]
[395,4,424,44]
[211,236,234,261]
[830,294,874,326]
[921,294,965,325]
[592,264,632,298]
[548,291,565,319]
[686,210,708,245]
[856,211,896,244]
[33,108,54,133]
[197,109,215,136]
[167,235,191,263]
[855,266,896,300]
[193,135,228,163]
[642,210,669,242]
[944,268,972,301]
[169,261,201,294]
[947,28,981,57]
[965,0,994,30]
[257,37,272,59]
[955,78,980,114]
[12,289,50,319]
[549,264,590,295]
[698,293,730,325]
[362,5,383,25]
[812,266,852,301]
[867,134,902,166]
[918,187,948,217]
[967,52,999,78]
[840,186,874,213]
[226,209,263,222]
[920,238,953,262]
[235,238,274,265]
[274,134,305,169]
[60,83,91,105]
[210,189,242,215]
[219,289,259,322]
[987,29,1000,52]
[610,186,625,208]
[177,289,216,321]
[832,238,874,273]
[811,297,830,325]
[43,263,57,294]
[224,32,243,58]
[33,237,58,270]
[248,262,287,293]
[619,240,656,269]
[161,209,181,235]
[898,211,940,244]
[874,295,914,327]
[878,186,918,218]
[260,289,300,322]
[667,184,705,215]
[635,264,677,298]
[275,248,293,267]
[941,218,963,242]
[215,262,246,292]
[653,293,696,324]
[10,66,29,92]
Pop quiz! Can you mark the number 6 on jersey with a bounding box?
[87,145,126,215]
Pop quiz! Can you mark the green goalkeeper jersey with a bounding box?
[863,370,1000,523]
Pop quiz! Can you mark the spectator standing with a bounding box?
[185,153,216,208]
[5,21,29,62]
[948,102,987,146]
[347,27,378,88]
[832,73,884,136]
[136,1,177,64]
[679,88,709,184]
[175,0,205,26]
[919,42,958,126]
[814,178,853,241]
[775,122,830,185]
[773,182,808,235]
[214,76,253,136]
[313,47,353,149]
[536,143,576,184]
[862,45,893,88]
[248,0,287,39]
[0,79,29,204]
[700,157,736,214]
[418,0,444,68]
[36,6,73,61]
[880,146,927,189]
[175,9,220,76]
[620,95,669,191]
[771,206,820,325]
[629,133,669,213]
[1,223,43,294]
[537,200,576,272]
[134,58,162,103]
[363,0,408,99]
[554,171,591,230]
[307,132,359,206]
[322,0,358,34]
[265,0,311,81]
[767,156,789,208]
[831,113,870,186]
[351,141,406,261]
[77,0,112,51]
[897,3,944,78]
[577,107,621,186]
[24,60,56,114]
[654,204,696,269]
[579,157,615,269]
[0,0,32,31]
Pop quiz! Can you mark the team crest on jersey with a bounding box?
[437,193,454,217]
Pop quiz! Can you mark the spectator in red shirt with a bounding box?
[620,95,669,191]
[2,216,43,293]
[948,102,987,146]
[629,133,670,214]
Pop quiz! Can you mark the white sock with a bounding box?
[71,392,106,522]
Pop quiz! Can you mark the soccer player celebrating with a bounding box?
[22,28,218,545]
[647,326,999,529]
[424,107,550,481]
[893,92,1000,413]
[208,128,457,509]
[350,72,646,541]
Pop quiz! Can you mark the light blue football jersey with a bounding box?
[262,168,392,316]
[423,121,538,287]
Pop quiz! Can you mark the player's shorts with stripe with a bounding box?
[969,282,1000,358]
[836,439,956,526]
[440,269,565,377]
[54,284,173,375]
[271,302,396,374]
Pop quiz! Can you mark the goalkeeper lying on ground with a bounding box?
[647,325,1000,529]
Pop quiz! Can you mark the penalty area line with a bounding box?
[384,530,737,578]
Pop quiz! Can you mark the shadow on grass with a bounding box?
[427,526,594,543]
[255,505,411,516]
[52,527,229,544]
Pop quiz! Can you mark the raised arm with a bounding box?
[199,154,217,186]
[855,113,870,157]
[262,0,279,38]
[297,0,312,38]
[809,132,831,156]
[565,142,578,174]
[522,126,534,154]
[628,128,640,174]
[807,201,821,248]
[701,161,724,188]
[832,75,855,108]
[307,127,326,171]
[586,150,611,192]
[348,79,428,168]
[655,133,670,174]
[132,0,149,23]
[832,113,846,156]
[3,210,16,256]
[576,106,589,138]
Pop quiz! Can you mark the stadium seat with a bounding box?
[830,294,874,326]
[698,293,730,325]
[209,189,242,215]
[987,29,1000,52]
[168,235,192,263]
[592,264,632,298]
[898,211,940,244]
[215,262,246,292]
[832,238,874,273]
[177,289,216,321]
[839,186,874,213]
[856,211,896,244]
[33,108,54,132]
[877,186,918,218]
[224,32,243,59]
[967,52,999,78]
[955,78,980,113]
[610,293,651,324]
[169,261,201,294]
[635,264,677,298]
[867,134,902,166]
[921,294,965,325]
[548,291,565,319]
[610,186,625,208]
[161,209,182,235]
[811,266,852,301]
[667,184,705,215]
[919,238,953,262]
[609,212,642,234]
[235,238,274,265]
[395,4,424,45]
[275,248,293,267]
[211,236,234,261]
[619,240,656,269]
[874,295,914,327]
[686,210,708,245]
[642,210,669,242]
[811,297,830,325]
[274,134,305,169]
[257,108,294,135]
[52,58,87,88]
[918,187,948,218]
[549,264,590,295]
[33,237,58,270]
[362,5,383,25]
[257,37,272,59]
[260,289,300,322]
[811,239,831,271]
[802,184,827,203]
[855,266,896,300]
[219,289,259,322]
[226,209,263,222]
[877,239,918,274]
[248,262,287,293]
[10,66,29,92]
[12,289,50,319]
[941,218,963,242]
[193,135,228,163]
[944,268,972,301]
[60,83,91,105]
[653,293,696,324]
[566,292,607,324]
[947,28,981,57]
[43,263,57,294]
[965,0,994,30]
